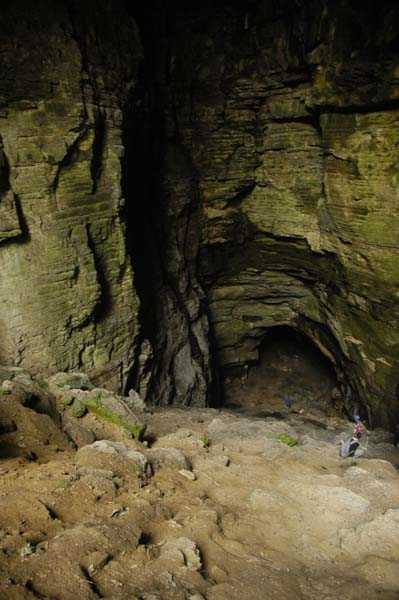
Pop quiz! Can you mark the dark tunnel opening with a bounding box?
[222,326,345,418]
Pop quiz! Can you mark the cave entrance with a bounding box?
[224,326,341,417]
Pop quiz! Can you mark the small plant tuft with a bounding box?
[200,435,211,448]
[62,395,74,407]
[275,433,299,447]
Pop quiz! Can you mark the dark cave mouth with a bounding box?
[222,326,344,417]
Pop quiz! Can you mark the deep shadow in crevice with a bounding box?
[0,441,22,459]
[85,224,113,322]
[0,140,30,246]
[122,5,219,406]
[206,318,223,408]
[120,32,163,397]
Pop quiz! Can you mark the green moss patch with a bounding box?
[267,433,299,448]
[83,396,146,441]
[200,435,211,448]
[71,400,87,418]
[274,433,299,447]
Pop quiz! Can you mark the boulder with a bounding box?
[75,440,151,483]
[0,366,33,386]
[161,537,202,570]
[154,429,208,452]
[48,374,146,440]
[126,388,147,412]
[146,447,190,472]
[63,415,96,448]
[81,388,146,440]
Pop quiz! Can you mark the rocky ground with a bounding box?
[0,367,398,600]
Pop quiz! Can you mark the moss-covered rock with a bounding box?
[71,401,87,419]
[82,391,146,441]
[46,372,146,439]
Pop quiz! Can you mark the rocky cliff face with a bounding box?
[0,1,398,427]
[138,1,399,427]
[0,2,142,390]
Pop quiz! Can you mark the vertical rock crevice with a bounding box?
[122,4,216,406]
[0,137,23,243]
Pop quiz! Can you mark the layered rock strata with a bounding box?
[143,1,399,426]
[0,2,141,389]
[0,1,398,426]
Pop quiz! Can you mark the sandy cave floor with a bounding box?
[0,376,399,600]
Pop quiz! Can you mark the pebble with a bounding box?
[87,551,110,575]
[179,469,196,481]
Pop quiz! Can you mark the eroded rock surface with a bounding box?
[0,1,398,424]
[133,1,399,425]
[0,378,399,599]
[0,2,142,391]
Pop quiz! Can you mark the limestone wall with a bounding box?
[0,1,142,390]
[154,1,399,426]
[1,1,398,425]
